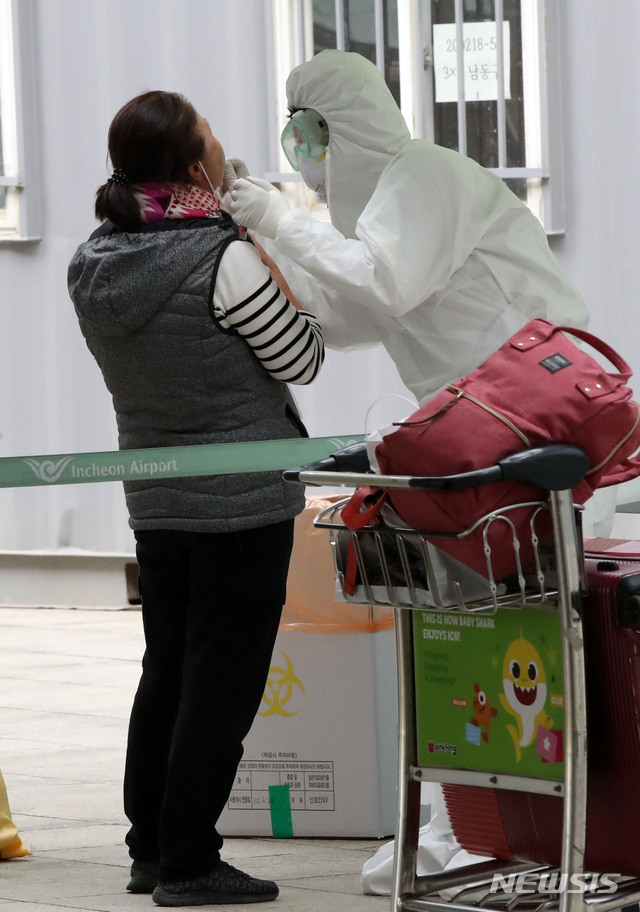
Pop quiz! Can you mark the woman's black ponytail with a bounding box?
[95,175,140,229]
[94,91,204,230]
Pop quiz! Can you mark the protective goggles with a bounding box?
[281,108,329,171]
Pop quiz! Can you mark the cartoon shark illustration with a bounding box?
[499,632,553,762]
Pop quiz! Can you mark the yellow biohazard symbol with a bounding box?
[259,652,305,717]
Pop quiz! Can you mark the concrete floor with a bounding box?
[0,606,390,912]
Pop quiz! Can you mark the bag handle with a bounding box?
[341,486,388,530]
[554,325,632,380]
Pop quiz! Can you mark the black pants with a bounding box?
[123,520,295,882]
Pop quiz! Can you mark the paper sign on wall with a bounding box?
[433,22,511,103]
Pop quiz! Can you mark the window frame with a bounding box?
[267,0,566,233]
[0,0,41,242]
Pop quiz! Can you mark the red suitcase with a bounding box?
[442,539,640,876]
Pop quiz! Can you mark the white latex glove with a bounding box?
[221,158,249,194]
[227,177,290,239]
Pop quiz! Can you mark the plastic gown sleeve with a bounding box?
[253,233,383,351]
[273,144,515,320]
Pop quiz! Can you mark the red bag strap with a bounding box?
[341,487,388,596]
[553,325,633,380]
[341,486,388,530]
[343,539,359,596]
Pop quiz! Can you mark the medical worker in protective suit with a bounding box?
[227,49,589,405]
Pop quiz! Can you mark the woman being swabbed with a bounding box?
[68,90,324,907]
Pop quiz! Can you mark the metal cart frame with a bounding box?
[286,445,640,912]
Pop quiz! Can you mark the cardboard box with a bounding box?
[218,626,397,838]
[216,497,398,838]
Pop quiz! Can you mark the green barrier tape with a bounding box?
[0,435,364,490]
[268,784,294,838]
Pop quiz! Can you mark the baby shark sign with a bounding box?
[3,436,364,489]
[413,606,565,780]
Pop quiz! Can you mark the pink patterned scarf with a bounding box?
[133,182,222,223]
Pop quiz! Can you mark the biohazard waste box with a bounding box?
[216,496,397,839]
[412,606,565,780]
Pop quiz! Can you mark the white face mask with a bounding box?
[198,160,221,199]
[298,154,327,202]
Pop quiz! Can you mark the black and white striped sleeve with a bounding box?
[212,240,324,385]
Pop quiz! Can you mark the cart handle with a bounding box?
[283,443,589,492]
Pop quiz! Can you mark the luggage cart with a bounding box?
[284,444,640,912]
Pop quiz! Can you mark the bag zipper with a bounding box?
[586,400,640,475]
[447,385,532,446]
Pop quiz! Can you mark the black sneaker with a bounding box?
[126,859,159,893]
[152,860,279,906]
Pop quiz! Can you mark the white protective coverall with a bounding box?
[233,49,589,404]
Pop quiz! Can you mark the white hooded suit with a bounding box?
[256,50,589,403]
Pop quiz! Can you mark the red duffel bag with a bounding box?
[367,319,640,580]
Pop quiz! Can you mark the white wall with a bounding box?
[0,0,285,552]
[551,1,640,366]
[0,0,637,552]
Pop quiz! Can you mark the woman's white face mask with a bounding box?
[298,154,327,202]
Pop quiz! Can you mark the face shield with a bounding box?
[280,108,329,171]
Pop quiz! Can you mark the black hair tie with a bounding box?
[108,168,130,187]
